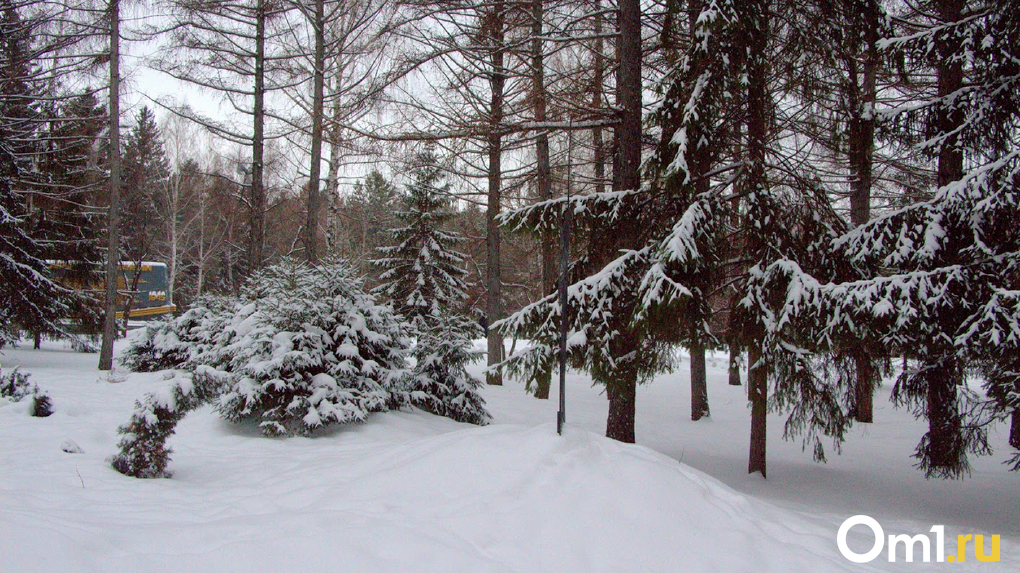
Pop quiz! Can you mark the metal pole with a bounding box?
[558,126,572,435]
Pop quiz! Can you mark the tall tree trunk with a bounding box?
[485,2,506,385]
[324,60,348,253]
[748,340,767,477]
[304,0,325,264]
[533,0,553,399]
[690,343,709,420]
[847,0,880,423]
[99,0,121,371]
[248,0,267,275]
[592,0,606,196]
[603,0,642,439]
[196,190,206,295]
[923,0,965,476]
[744,0,771,477]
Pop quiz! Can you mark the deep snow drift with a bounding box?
[1,341,1016,572]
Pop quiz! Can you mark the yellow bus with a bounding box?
[48,261,177,321]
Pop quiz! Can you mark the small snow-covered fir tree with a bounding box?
[374,150,489,425]
[110,368,227,478]
[374,150,470,329]
[213,259,412,436]
[0,365,53,417]
[412,316,490,425]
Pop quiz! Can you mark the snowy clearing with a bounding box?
[1,341,1017,572]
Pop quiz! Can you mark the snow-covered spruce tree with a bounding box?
[747,0,1020,477]
[412,317,490,425]
[374,150,489,425]
[501,0,864,467]
[119,106,169,326]
[0,4,68,348]
[640,0,746,422]
[0,365,53,417]
[113,259,415,477]
[214,259,412,436]
[374,150,469,331]
[119,295,237,372]
[498,0,659,444]
[110,368,228,478]
[497,196,676,443]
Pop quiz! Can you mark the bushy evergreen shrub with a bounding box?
[0,366,53,417]
[374,150,490,426]
[120,296,236,372]
[110,368,227,478]
[410,316,490,426]
[213,260,411,436]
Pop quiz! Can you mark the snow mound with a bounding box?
[323,424,861,573]
[3,418,861,573]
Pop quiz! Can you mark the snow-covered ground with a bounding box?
[1,340,1016,572]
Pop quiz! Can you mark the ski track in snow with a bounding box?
[1,340,1017,572]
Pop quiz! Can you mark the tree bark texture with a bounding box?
[304,0,326,263]
[1010,377,1020,449]
[690,343,709,420]
[848,0,880,423]
[922,0,965,476]
[852,348,874,423]
[592,0,606,196]
[247,0,267,275]
[602,0,642,440]
[748,341,767,477]
[924,357,963,472]
[99,0,122,371]
[485,2,506,385]
[533,0,553,399]
[606,362,637,443]
[743,0,771,477]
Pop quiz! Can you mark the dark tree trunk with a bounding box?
[743,0,771,477]
[847,0,880,423]
[690,343,709,420]
[852,347,874,423]
[616,0,641,192]
[606,364,637,443]
[485,2,506,386]
[602,0,642,440]
[533,0,553,399]
[303,0,325,264]
[921,0,965,477]
[924,357,962,473]
[934,0,964,193]
[748,341,767,477]
[728,344,742,385]
[99,0,122,371]
[248,0,267,275]
[592,0,606,196]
